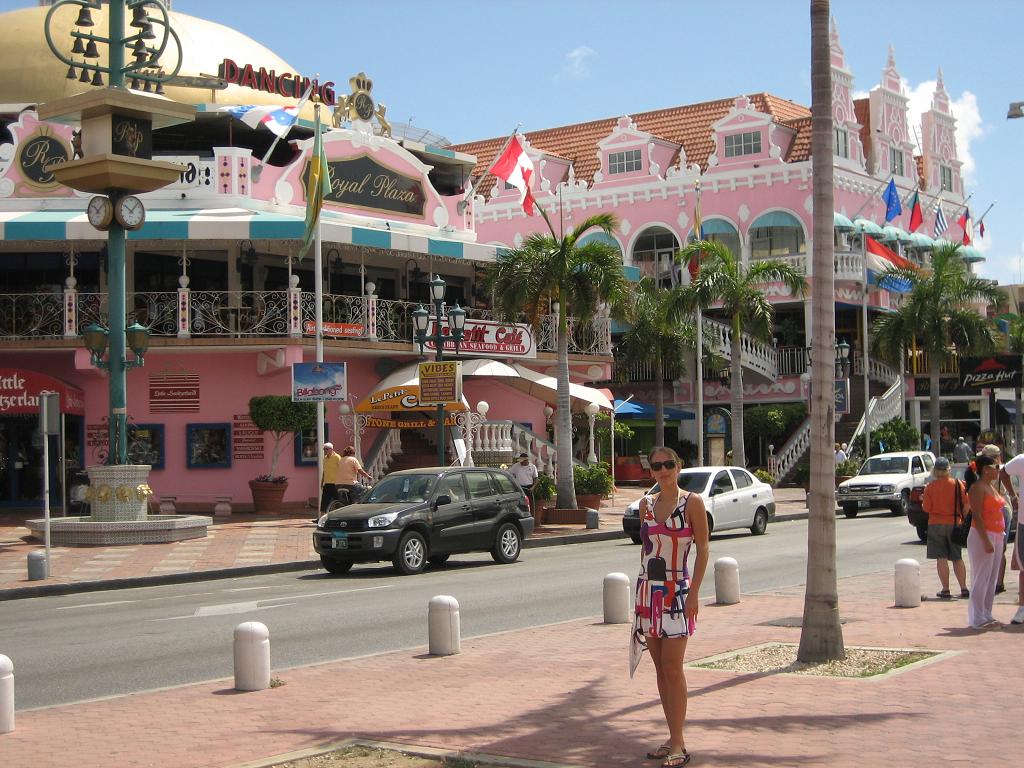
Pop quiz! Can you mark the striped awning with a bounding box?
[0,207,499,261]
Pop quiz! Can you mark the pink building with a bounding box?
[452,20,989,475]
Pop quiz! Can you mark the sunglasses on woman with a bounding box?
[650,459,677,471]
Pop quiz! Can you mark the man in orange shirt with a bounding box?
[922,457,969,599]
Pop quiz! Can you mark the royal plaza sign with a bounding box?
[411,318,536,359]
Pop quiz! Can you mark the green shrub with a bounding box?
[248,395,316,479]
[532,473,556,500]
[574,462,614,496]
[871,418,920,455]
[753,468,775,485]
[836,458,861,476]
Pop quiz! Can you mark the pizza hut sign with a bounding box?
[411,318,536,359]
[959,355,1022,390]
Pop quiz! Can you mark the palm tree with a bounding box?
[612,276,696,447]
[871,242,1005,456]
[1005,314,1024,450]
[799,0,845,663]
[486,213,629,509]
[677,239,805,468]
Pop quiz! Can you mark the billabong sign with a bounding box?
[291,362,347,402]
[411,318,537,359]
[959,355,1021,390]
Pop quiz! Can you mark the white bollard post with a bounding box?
[233,622,270,691]
[603,572,631,624]
[714,557,740,605]
[894,558,921,608]
[428,595,461,656]
[0,654,13,734]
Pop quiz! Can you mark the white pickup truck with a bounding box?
[836,451,935,518]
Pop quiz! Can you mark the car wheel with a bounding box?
[392,531,427,575]
[750,508,768,536]
[491,522,522,564]
[428,554,450,567]
[630,533,642,545]
[892,491,910,516]
[321,556,353,575]
[706,512,715,533]
[842,502,859,518]
[916,524,928,543]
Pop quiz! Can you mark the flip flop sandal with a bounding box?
[960,588,970,598]
[646,744,672,760]
[936,590,952,599]
[662,751,691,767]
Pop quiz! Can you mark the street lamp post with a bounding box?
[585,401,600,464]
[412,275,466,466]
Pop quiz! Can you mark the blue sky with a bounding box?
[5,0,1022,283]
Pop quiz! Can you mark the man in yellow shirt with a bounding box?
[320,442,343,512]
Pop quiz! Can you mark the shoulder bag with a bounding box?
[950,480,972,547]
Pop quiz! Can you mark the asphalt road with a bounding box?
[1,511,924,710]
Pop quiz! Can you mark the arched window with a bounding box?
[689,218,741,260]
[749,211,806,258]
[631,226,679,287]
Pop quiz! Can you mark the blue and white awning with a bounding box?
[0,207,498,261]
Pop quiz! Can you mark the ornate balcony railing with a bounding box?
[0,288,611,357]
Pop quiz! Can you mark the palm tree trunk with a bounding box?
[798,0,845,663]
[654,354,665,447]
[730,318,745,467]
[930,364,941,456]
[555,299,577,509]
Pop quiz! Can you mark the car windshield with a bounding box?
[646,471,710,495]
[363,474,435,503]
[860,457,909,475]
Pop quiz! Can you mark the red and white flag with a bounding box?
[490,135,536,215]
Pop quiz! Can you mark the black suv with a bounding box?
[313,466,535,575]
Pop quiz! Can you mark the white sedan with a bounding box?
[622,465,776,543]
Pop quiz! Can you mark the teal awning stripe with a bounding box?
[622,265,641,281]
[700,218,737,235]
[129,218,189,240]
[5,210,77,240]
[351,227,391,249]
[249,215,306,239]
[428,238,463,258]
[751,211,802,229]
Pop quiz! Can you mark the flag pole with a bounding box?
[251,78,318,184]
[945,191,974,220]
[850,174,894,221]
[975,201,997,227]
[694,179,704,467]
[456,123,522,215]
[312,100,326,493]
[861,234,871,458]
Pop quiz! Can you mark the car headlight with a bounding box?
[317,514,328,528]
[879,484,895,493]
[838,487,849,494]
[368,511,400,528]
[624,506,638,517]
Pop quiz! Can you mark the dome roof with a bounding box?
[0,5,311,114]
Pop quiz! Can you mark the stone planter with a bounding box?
[534,498,555,525]
[86,464,152,522]
[249,480,288,514]
[545,508,588,525]
[576,493,603,511]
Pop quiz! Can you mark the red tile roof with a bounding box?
[452,93,812,199]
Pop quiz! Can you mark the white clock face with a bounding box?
[115,195,145,230]
[87,195,113,230]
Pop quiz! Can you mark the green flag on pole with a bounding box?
[299,111,331,260]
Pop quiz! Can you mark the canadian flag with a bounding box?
[491,135,536,215]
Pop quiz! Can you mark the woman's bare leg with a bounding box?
[653,635,689,754]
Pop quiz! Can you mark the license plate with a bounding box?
[332,537,348,549]
[859,500,870,508]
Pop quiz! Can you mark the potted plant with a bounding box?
[247,395,316,513]
[835,457,861,488]
[573,462,614,511]
[531,473,556,524]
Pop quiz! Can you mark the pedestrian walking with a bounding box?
[336,445,372,504]
[631,446,709,767]
[921,457,969,599]
[320,442,342,513]
[834,443,847,463]
[954,436,972,464]
[965,444,1013,593]
[966,455,1006,629]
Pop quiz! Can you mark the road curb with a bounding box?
[0,529,629,601]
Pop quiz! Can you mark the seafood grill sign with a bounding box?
[411,318,536,359]
[304,154,426,218]
[959,355,1021,390]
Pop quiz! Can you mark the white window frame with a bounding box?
[834,127,849,159]
[608,149,642,175]
[940,165,954,192]
[724,130,762,158]
[890,146,904,176]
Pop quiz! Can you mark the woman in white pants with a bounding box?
[967,456,1007,629]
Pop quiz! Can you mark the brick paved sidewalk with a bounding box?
[2,569,1020,768]
[1,486,684,593]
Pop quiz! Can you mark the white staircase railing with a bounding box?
[847,377,903,459]
[702,317,778,381]
[853,354,900,387]
[366,429,402,481]
[767,417,811,483]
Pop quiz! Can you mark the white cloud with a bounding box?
[554,46,596,81]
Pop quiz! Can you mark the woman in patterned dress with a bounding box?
[634,447,710,767]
